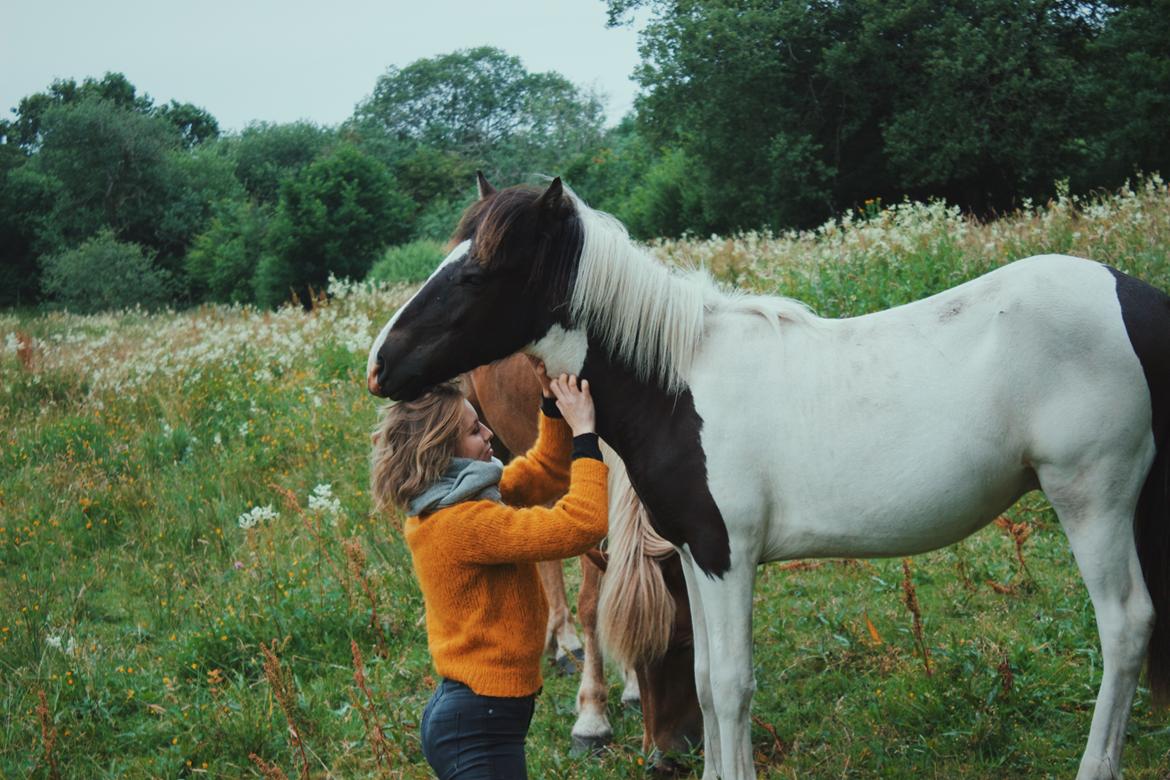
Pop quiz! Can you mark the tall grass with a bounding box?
[2,178,1169,778]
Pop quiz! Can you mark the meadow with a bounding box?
[4,177,1170,779]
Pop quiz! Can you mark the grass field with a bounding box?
[4,177,1170,778]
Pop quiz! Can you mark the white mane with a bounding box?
[568,198,814,393]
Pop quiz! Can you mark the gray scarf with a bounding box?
[408,457,504,516]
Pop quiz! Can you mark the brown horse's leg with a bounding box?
[537,559,583,671]
[571,553,613,754]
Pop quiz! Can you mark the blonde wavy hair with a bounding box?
[370,381,468,514]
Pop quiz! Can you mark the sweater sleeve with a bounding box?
[451,459,608,564]
[499,412,573,507]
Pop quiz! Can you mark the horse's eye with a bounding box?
[459,268,487,287]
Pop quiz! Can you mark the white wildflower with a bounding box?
[308,483,342,526]
[237,504,279,529]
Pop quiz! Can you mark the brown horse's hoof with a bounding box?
[646,749,695,776]
[570,732,611,757]
[552,647,585,676]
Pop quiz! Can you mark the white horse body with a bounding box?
[630,254,1155,780]
[689,254,1152,563]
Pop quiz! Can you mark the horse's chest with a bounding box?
[585,351,733,578]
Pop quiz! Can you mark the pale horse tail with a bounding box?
[597,452,678,669]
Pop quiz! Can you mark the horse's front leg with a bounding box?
[571,553,613,754]
[536,559,583,672]
[681,546,758,780]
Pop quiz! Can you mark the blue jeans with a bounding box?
[420,678,537,779]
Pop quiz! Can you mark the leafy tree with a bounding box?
[255,144,413,307]
[186,199,272,304]
[1086,0,1170,186]
[228,121,334,204]
[32,97,182,255]
[0,163,59,305]
[154,146,247,281]
[5,72,155,151]
[351,46,605,185]
[560,115,664,236]
[40,229,174,313]
[155,101,220,148]
[609,0,1111,229]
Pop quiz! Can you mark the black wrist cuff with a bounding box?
[572,433,603,462]
[541,396,562,419]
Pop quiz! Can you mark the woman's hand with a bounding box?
[527,355,554,398]
[550,374,595,436]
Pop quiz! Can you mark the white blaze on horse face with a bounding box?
[366,241,470,380]
[527,324,588,377]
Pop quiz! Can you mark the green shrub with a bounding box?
[412,196,473,242]
[40,229,174,312]
[186,199,271,304]
[366,239,445,284]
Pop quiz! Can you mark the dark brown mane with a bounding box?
[454,186,544,268]
[448,183,584,303]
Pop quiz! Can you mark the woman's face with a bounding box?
[452,400,494,462]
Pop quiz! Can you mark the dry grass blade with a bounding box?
[249,753,291,780]
[901,558,932,676]
[351,639,401,771]
[35,688,61,780]
[259,640,310,780]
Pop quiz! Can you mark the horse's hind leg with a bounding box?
[1041,463,1156,780]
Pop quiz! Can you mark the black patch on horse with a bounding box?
[581,345,732,578]
[1109,265,1170,701]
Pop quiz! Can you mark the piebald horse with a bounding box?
[368,176,1170,780]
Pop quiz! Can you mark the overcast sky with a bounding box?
[1,0,647,133]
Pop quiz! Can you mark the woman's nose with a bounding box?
[483,426,493,440]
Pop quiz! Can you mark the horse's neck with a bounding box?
[580,332,733,576]
[580,338,687,461]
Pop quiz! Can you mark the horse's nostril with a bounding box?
[367,360,384,395]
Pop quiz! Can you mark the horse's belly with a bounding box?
[763,461,1037,560]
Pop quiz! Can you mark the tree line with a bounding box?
[2,0,1167,311]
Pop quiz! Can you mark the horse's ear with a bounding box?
[535,177,564,216]
[476,171,496,200]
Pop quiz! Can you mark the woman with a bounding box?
[370,361,608,779]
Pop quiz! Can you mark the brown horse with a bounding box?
[464,353,702,772]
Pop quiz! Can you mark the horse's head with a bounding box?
[366,174,581,400]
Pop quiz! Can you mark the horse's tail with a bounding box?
[597,454,676,669]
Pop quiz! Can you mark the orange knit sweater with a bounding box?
[403,414,609,697]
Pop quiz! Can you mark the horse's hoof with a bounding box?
[552,648,585,676]
[621,691,641,710]
[570,732,611,757]
[647,749,692,776]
